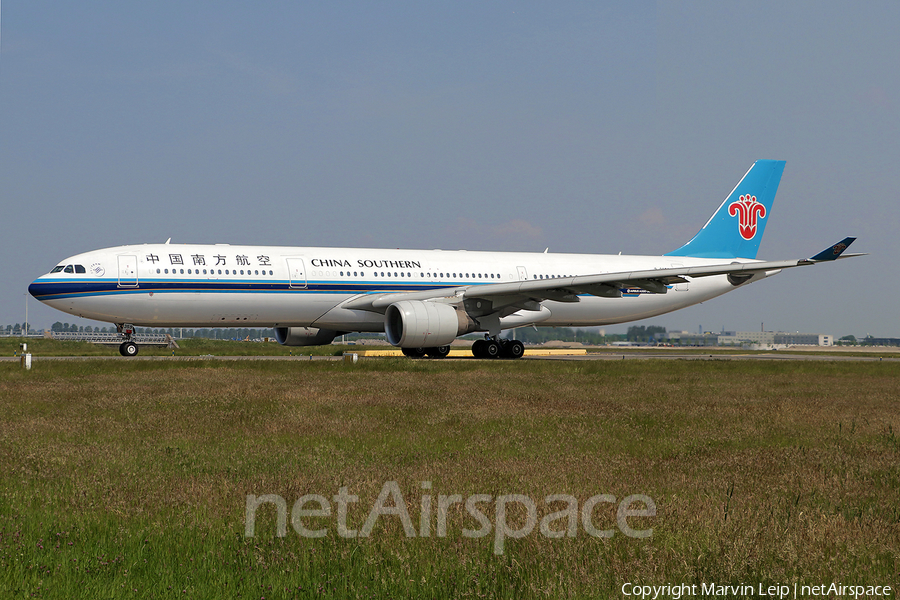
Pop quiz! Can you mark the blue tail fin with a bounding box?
[665,160,786,259]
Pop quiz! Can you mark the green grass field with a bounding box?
[1,357,897,598]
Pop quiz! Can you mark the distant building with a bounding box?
[718,331,832,347]
[661,330,834,347]
[861,337,900,347]
[774,333,833,346]
[660,331,721,346]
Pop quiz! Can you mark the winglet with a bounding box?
[809,237,857,261]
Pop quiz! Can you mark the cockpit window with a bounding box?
[51,266,65,273]
[74,265,86,274]
[64,265,74,274]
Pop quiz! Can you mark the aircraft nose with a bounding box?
[28,279,43,300]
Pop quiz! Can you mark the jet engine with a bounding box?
[385,300,469,348]
[274,326,340,346]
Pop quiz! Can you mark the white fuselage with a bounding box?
[29,243,765,331]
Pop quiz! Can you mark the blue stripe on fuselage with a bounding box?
[28,278,455,301]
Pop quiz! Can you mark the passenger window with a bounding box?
[180,269,184,274]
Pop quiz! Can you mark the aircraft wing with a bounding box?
[341,238,862,314]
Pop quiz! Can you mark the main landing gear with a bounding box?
[117,323,139,357]
[399,339,525,360]
[401,346,451,359]
[472,337,525,359]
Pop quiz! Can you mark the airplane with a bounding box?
[28,160,862,358]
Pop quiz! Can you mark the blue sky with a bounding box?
[2,1,897,336]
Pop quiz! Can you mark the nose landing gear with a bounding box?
[117,323,139,357]
[119,341,139,357]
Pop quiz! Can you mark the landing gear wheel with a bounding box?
[119,341,139,357]
[425,345,451,358]
[502,340,525,359]
[472,339,486,358]
[401,347,427,358]
[483,340,501,358]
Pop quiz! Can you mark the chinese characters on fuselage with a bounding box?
[146,254,272,267]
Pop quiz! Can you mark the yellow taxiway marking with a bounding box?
[351,348,588,357]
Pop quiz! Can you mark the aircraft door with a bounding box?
[516,266,529,281]
[117,255,138,288]
[286,258,307,289]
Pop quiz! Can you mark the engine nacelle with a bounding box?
[274,326,340,346]
[385,300,468,348]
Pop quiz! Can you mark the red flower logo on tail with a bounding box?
[728,195,766,240]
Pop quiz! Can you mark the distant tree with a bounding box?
[500,326,615,345]
[627,325,666,342]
